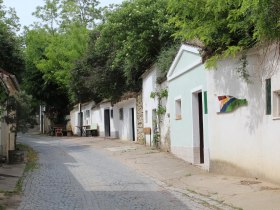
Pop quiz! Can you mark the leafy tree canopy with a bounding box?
[23,0,101,123]
[0,0,24,80]
[72,0,177,102]
[168,0,280,67]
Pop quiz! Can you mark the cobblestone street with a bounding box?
[18,135,205,210]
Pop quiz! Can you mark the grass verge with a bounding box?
[14,143,38,193]
[3,143,38,196]
[0,143,38,209]
[17,143,38,173]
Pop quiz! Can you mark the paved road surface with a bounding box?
[18,135,207,210]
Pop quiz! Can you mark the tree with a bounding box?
[23,27,70,124]
[32,0,61,34]
[27,0,100,95]
[35,24,89,89]
[168,0,280,68]
[23,0,101,123]
[0,1,24,80]
[60,0,101,29]
[72,0,177,102]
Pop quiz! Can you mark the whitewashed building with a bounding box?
[207,44,280,183]
[70,101,95,135]
[142,65,170,150]
[167,44,209,169]
[113,94,137,141]
[95,100,118,138]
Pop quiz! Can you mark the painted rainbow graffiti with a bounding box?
[218,95,247,113]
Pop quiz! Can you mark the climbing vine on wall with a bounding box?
[150,88,168,148]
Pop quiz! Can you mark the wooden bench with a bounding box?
[85,123,98,136]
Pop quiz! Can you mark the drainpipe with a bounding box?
[79,103,82,137]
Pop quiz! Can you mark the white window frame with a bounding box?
[175,98,182,120]
[85,110,90,118]
[273,90,280,119]
[145,110,148,123]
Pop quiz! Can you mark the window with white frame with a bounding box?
[145,110,148,123]
[273,90,280,118]
[175,99,182,120]
[84,110,90,125]
[85,110,90,118]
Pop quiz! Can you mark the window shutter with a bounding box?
[266,78,271,115]
[204,91,208,114]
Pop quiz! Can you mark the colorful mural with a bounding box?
[218,96,247,113]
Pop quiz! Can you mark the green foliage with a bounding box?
[32,0,60,34]
[14,91,38,133]
[16,143,38,172]
[36,24,89,88]
[156,43,180,74]
[23,0,101,120]
[14,143,38,194]
[23,27,70,123]
[60,0,101,29]
[237,54,250,82]
[156,106,166,116]
[73,0,177,102]
[168,0,280,67]
[150,92,156,99]
[150,89,168,101]
[0,87,8,115]
[0,83,37,133]
[153,130,160,147]
[0,2,24,80]
[150,88,168,149]
[0,1,20,32]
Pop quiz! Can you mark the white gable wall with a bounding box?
[82,102,94,126]
[142,66,170,149]
[70,101,95,135]
[208,45,280,183]
[142,68,158,146]
[167,44,209,169]
[91,106,102,135]
[70,106,79,134]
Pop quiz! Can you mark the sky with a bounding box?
[2,0,124,29]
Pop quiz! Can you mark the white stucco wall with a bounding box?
[70,106,78,134]
[208,45,280,183]
[114,98,137,141]
[98,102,118,138]
[142,67,170,149]
[168,44,209,169]
[81,102,95,126]
[142,68,158,146]
[69,101,95,135]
